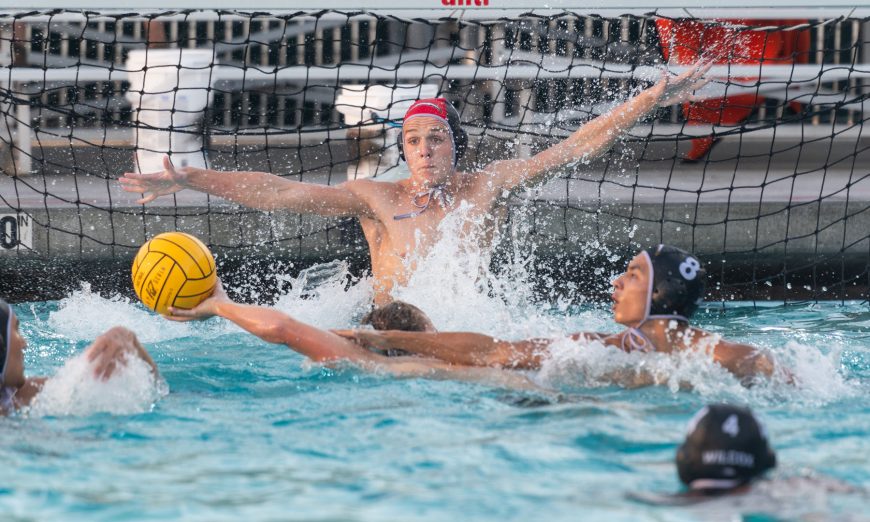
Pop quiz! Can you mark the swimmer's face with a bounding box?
[403,117,455,184]
[3,314,27,388]
[611,253,651,327]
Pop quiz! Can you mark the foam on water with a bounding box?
[207,201,861,404]
[47,282,238,343]
[7,247,867,521]
[531,335,860,406]
[391,201,598,337]
[25,352,168,417]
[272,260,374,329]
[37,204,863,408]
[239,200,602,339]
[49,283,197,342]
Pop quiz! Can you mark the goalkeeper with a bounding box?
[120,64,709,306]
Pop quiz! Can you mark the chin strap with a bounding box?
[393,185,451,220]
[622,314,690,353]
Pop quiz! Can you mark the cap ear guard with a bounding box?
[646,245,707,319]
[397,131,404,161]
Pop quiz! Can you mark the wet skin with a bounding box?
[119,64,712,305]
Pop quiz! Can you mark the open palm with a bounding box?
[655,61,713,107]
[119,155,187,204]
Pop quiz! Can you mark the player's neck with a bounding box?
[404,170,457,194]
[638,319,691,353]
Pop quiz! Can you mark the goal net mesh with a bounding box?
[0,9,868,302]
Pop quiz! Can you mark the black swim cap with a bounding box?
[676,404,776,492]
[0,298,12,383]
[644,245,706,319]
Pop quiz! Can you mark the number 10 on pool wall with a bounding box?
[0,214,33,252]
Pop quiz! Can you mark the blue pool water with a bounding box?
[2,281,868,521]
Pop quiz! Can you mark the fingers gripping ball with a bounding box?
[132,232,216,315]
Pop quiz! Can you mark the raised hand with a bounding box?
[85,326,154,380]
[119,155,189,204]
[166,279,229,321]
[653,60,713,107]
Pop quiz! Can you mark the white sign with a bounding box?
[0,213,33,252]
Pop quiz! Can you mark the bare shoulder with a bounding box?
[341,178,401,201]
[703,333,775,380]
[476,159,527,180]
[711,336,762,359]
[340,177,382,193]
[338,178,404,219]
[461,160,523,197]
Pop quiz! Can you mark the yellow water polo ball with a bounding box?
[132,232,217,315]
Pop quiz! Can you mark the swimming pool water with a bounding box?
[2,289,869,521]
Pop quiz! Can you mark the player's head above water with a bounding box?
[676,404,777,494]
[361,301,436,332]
[612,245,706,327]
[399,98,468,179]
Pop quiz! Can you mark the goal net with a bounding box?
[0,7,868,302]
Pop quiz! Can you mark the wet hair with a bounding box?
[677,404,776,493]
[361,301,435,332]
[643,244,707,319]
[0,298,12,384]
[397,98,468,165]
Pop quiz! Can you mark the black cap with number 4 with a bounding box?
[676,404,777,492]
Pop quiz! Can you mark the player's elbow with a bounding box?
[258,319,296,345]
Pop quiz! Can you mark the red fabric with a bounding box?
[404,98,451,125]
[655,19,810,160]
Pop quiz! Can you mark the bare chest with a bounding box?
[359,183,501,258]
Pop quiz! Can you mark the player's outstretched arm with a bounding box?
[483,62,710,194]
[167,282,380,364]
[334,329,551,370]
[120,155,373,218]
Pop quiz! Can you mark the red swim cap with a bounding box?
[404,98,453,126]
[401,98,468,162]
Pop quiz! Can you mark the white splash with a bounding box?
[272,260,374,329]
[530,335,859,405]
[768,340,858,404]
[391,200,589,338]
[26,352,168,417]
[48,283,231,342]
[267,211,860,403]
